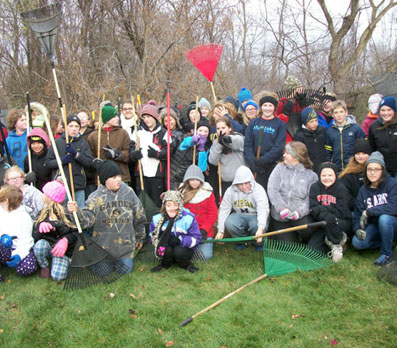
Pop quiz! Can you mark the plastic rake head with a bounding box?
[376,249,397,286]
[276,88,328,110]
[185,44,224,82]
[263,239,333,277]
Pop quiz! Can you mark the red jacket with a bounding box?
[183,182,218,238]
[276,113,293,143]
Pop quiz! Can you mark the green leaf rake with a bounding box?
[180,221,332,326]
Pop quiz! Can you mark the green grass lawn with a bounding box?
[0,243,395,348]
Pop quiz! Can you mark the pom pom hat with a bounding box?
[43,180,66,203]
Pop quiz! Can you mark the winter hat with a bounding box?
[368,93,383,114]
[27,127,50,148]
[67,114,81,128]
[42,180,66,203]
[353,138,371,155]
[301,107,318,125]
[161,190,184,210]
[224,96,238,111]
[366,151,385,168]
[318,162,338,177]
[196,118,211,133]
[159,107,181,129]
[198,97,211,110]
[97,160,122,185]
[183,164,204,183]
[101,106,119,124]
[238,88,252,110]
[283,76,302,90]
[259,96,278,110]
[186,103,202,119]
[141,101,159,121]
[242,100,258,112]
[378,96,396,112]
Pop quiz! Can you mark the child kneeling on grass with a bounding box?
[67,160,146,274]
[33,180,77,281]
[179,165,217,260]
[0,185,37,282]
[309,163,351,262]
[150,190,202,273]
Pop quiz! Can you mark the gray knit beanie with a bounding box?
[183,164,204,183]
[366,151,385,168]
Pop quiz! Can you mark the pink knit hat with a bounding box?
[141,100,159,121]
[42,181,66,203]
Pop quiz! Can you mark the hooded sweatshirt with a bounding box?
[6,129,28,169]
[267,162,318,222]
[217,166,269,233]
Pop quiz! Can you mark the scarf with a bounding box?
[151,216,175,259]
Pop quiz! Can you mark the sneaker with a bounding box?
[374,254,392,266]
[186,264,199,273]
[40,267,50,278]
[234,243,247,250]
[331,245,343,263]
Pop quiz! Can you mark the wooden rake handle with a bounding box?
[253,221,326,240]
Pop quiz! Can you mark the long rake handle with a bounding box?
[180,273,268,326]
[132,96,144,191]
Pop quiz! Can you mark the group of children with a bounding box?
[0,78,396,282]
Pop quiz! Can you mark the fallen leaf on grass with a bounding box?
[139,266,144,272]
[292,314,304,319]
[205,276,211,281]
[0,296,4,300]
[7,280,11,283]
[165,341,174,347]
[109,293,115,298]
[0,329,3,333]
[221,346,228,348]
[289,324,293,328]
[158,328,163,335]
[129,294,136,299]
[130,315,137,318]
[128,309,136,314]
[10,303,16,308]
[330,339,338,345]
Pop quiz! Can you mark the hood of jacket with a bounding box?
[27,127,50,148]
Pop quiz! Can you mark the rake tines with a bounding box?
[276,88,328,110]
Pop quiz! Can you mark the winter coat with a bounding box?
[325,117,365,171]
[340,172,364,211]
[87,126,131,182]
[45,134,93,190]
[0,206,33,260]
[76,182,146,258]
[22,185,44,220]
[149,208,202,250]
[244,116,286,169]
[208,133,247,182]
[33,219,78,258]
[317,112,333,128]
[6,129,28,169]
[276,113,293,143]
[353,175,397,232]
[361,112,378,137]
[267,163,318,222]
[309,179,351,222]
[182,182,218,238]
[130,121,170,178]
[368,118,397,173]
[217,166,269,233]
[294,126,327,173]
[120,114,139,140]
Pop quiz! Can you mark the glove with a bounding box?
[61,153,74,164]
[355,229,366,241]
[192,135,200,144]
[147,146,160,159]
[253,158,265,170]
[197,135,207,151]
[222,135,232,145]
[65,143,78,157]
[39,222,54,233]
[200,229,208,240]
[51,237,69,258]
[92,158,104,170]
[103,145,121,160]
[6,254,21,268]
[24,171,36,184]
[283,100,294,116]
[295,92,307,107]
[130,149,143,161]
[280,208,292,220]
[360,210,368,229]
[288,211,300,221]
[168,235,181,246]
[0,234,13,249]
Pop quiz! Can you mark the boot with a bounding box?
[40,266,50,278]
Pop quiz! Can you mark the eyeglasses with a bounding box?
[245,108,257,112]
[7,176,23,182]
[123,108,134,111]
[367,168,382,173]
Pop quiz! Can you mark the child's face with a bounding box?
[56,120,64,134]
[122,103,134,120]
[189,110,201,123]
[77,111,90,128]
[105,175,122,192]
[31,141,45,154]
[237,181,251,193]
[306,118,318,131]
[323,100,333,113]
[6,171,24,189]
[16,115,27,133]
[142,114,156,130]
[245,105,258,120]
[261,103,275,118]
[165,201,179,218]
[332,106,347,125]
[283,150,299,166]
[379,106,395,123]
[197,126,209,137]
[106,115,120,127]
[320,168,336,189]
[354,152,369,164]
[200,107,209,118]
[188,179,201,189]
[216,121,231,136]
[163,116,176,131]
[67,121,81,138]
[366,163,383,186]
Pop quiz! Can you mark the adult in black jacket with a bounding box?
[309,162,351,262]
[294,107,327,173]
[368,96,397,176]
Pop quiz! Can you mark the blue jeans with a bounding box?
[352,214,397,256]
[225,213,258,238]
[197,237,213,260]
